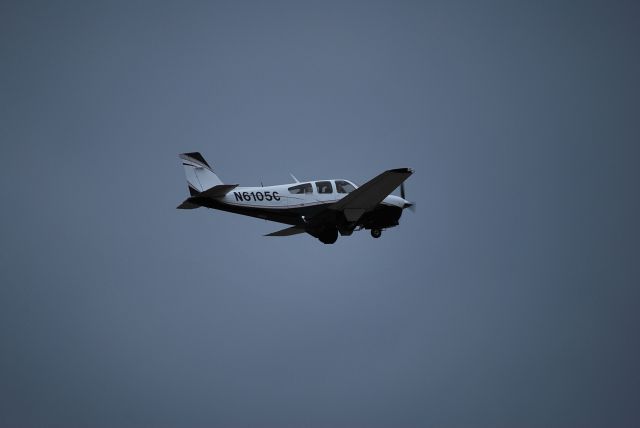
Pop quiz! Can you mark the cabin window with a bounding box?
[288,183,313,194]
[316,181,333,194]
[336,180,356,194]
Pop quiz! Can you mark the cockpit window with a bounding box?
[336,180,356,194]
[288,183,313,194]
[316,181,333,194]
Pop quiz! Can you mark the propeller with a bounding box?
[400,182,416,212]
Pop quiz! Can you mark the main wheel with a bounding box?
[319,228,338,244]
[371,228,382,239]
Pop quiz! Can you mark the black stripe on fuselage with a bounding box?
[190,198,310,225]
[191,198,404,229]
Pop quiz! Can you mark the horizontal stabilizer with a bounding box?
[198,184,238,198]
[177,199,199,209]
[176,184,238,210]
[265,225,307,237]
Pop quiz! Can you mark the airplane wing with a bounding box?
[329,168,413,221]
[264,168,413,237]
[265,225,307,237]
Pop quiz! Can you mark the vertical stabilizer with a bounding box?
[179,152,223,193]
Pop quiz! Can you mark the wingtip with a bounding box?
[389,167,414,174]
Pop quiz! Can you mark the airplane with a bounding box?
[177,152,414,244]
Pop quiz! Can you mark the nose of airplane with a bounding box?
[384,194,413,209]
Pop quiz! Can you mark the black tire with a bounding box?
[371,228,382,239]
[319,228,338,244]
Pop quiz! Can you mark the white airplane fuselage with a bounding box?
[221,182,407,214]
[178,152,413,244]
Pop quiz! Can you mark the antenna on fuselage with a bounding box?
[289,173,300,183]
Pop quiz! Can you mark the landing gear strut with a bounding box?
[371,228,382,239]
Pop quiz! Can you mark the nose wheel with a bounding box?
[371,228,382,239]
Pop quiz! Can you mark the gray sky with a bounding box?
[1,1,639,427]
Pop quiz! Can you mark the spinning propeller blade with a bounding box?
[401,182,415,212]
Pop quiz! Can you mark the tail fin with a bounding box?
[179,152,223,194]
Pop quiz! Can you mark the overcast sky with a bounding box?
[1,1,639,427]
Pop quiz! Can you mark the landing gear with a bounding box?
[371,228,382,239]
[318,228,338,244]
